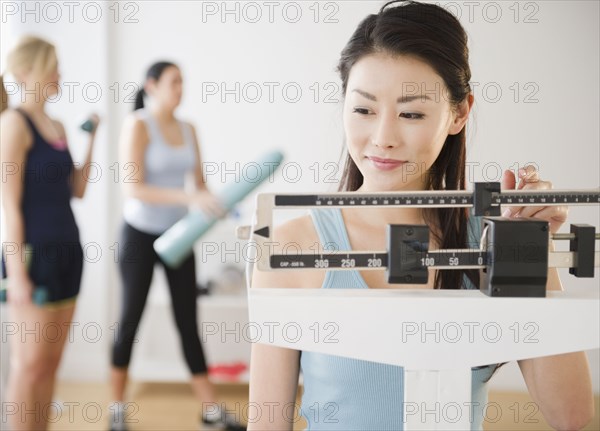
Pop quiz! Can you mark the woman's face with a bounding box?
[44,63,60,98]
[23,59,60,100]
[343,53,470,192]
[147,66,183,110]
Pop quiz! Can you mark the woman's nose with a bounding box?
[371,114,399,148]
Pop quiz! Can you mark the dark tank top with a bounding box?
[16,109,80,244]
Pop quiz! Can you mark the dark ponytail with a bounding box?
[133,61,178,111]
[134,88,145,111]
[1,75,8,114]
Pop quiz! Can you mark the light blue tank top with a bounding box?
[123,109,196,234]
[300,208,495,430]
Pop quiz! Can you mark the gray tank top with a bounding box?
[123,109,196,234]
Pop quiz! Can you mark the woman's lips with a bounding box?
[367,156,407,171]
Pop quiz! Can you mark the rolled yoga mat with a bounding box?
[154,150,284,268]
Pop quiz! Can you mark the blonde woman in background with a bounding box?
[1,35,99,431]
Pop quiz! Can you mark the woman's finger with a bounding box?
[519,205,569,234]
[513,181,553,218]
[517,165,540,189]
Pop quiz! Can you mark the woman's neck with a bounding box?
[20,99,47,116]
[349,176,430,226]
[150,105,176,122]
[342,207,426,229]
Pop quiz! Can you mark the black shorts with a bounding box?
[2,241,84,304]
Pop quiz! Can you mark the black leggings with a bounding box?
[111,222,208,374]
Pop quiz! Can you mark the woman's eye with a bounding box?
[399,113,425,120]
[353,108,371,115]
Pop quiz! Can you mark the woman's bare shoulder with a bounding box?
[0,109,32,150]
[272,213,320,251]
[252,213,326,289]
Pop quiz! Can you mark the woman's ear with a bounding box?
[144,78,156,97]
[18,69,32,85]
[448,93,474,135]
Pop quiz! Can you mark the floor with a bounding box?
[39,382,600,431]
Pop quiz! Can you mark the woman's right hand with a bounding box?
[189,190,228,219]
[88,113,101,137]
[8,273,34,306]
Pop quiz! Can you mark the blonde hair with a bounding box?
[1,35,58,113]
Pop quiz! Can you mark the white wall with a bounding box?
[1,0,598,393]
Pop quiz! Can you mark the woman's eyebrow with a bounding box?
[352,89,432,103]
[398,94,432,103]
[352,88,377,101]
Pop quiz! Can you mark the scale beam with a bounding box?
[238,182,600,297]
[269,250,600,271]
[272,186,599,216]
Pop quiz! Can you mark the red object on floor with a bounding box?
[208,362,248,381]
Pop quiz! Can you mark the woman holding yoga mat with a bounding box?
[0,35,99,431]
[109,61,245,431]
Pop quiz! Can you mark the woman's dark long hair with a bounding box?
[337,0,479,291]
[134,61,177,111]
